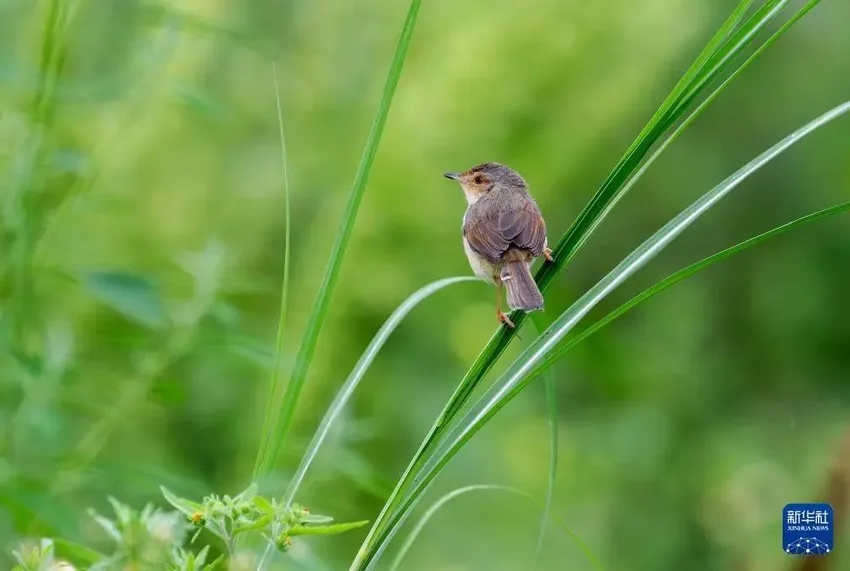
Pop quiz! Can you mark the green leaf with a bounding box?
[288,520,370,536]
[232,513,273,535]
[254,0,424,478]
[299,513,334,524]
[529,314,559,569]
[281,276,479,506]
[87,509,121,543]
[12,538,56,570]
[365,101,850,569]
[253,496,274,515]
[254,61,295,484]
[160,486,203,518]
[82,271,167,329]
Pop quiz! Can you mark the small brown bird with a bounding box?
[444,162,553,328]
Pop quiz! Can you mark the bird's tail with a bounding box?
[501,253,544,312]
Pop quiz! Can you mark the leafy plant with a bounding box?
[161,484,367,569]
[12,497,215,571]
[12,539,74,571]
[10,486,367,570]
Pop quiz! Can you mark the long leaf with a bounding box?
[360,102,850,569]
[538,359,558,566]
[282,276,480,506]
[253,63,294,478]
[289,521,370,536]
[529,314,558,568]
[387,485,602,571]
[352,1,816,563]
[254,0,423,477]
[160,486,203,518]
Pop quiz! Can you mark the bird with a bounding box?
[444,162,553,329]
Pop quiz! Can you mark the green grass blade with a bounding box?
[705,0,757,55]
[387,485,602,571]
[253,63,294,478]
[667,1,789,122]
[539,0,791,289]
[537,362,558,567]
[627,0,756,154]
[553,0,820,285]
[352,1,819,562]
[10,0,71,348]
[282,276,479,506]
[359,101,850,569]
[529,314,558,568]
[527,199,850,383]
[254,0,423,477]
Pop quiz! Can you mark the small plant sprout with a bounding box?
[161,483,368,567]
[12,539,75,571]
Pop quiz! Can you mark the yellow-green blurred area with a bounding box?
[1,0,850,569]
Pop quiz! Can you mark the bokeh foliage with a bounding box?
[1,0,849,570]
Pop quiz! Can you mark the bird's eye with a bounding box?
[474,175,484,184]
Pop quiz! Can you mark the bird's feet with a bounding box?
[544,248,554,263]
[497,310,516,329]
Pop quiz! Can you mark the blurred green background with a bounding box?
[1,0,849,569]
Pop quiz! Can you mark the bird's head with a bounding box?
[443,162,527,204]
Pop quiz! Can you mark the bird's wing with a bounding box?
[497,200,547,256]
[464,201,547,263]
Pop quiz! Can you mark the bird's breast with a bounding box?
[463,235,497,283]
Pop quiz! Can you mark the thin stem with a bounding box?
[254,0,423,477]
[254,62,294,478]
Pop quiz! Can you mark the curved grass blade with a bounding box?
[529,314,558,568]
[254,0,423,477]
[352,1,819,563]
[538,360,558,567]
[282,276,480,506]
[527,199,850,384]
[253,63,294,478]
[359,102,850,569]
[387,485,602,571]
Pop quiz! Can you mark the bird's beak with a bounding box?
[443,172,461,180]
